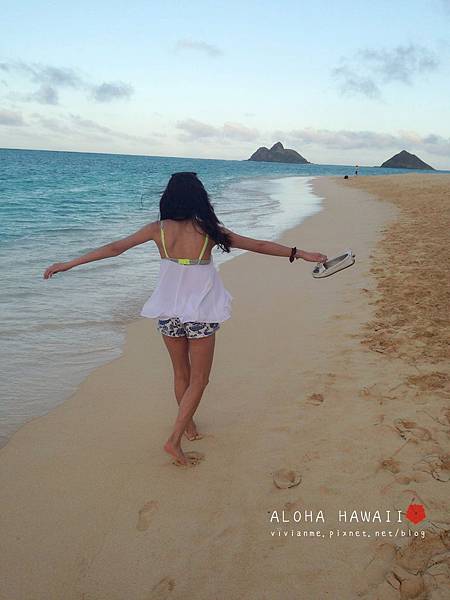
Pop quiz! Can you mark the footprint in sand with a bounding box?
[387,565,425,599]
[283,500,305,511]
[378,457,402,474]
[137,500,159,532]
[396,534,438,574]
[393,419,433,442]
[304,378,337,406]
[321,371,343,384]
[306,393,324,406]
[437,407,450,427]
[172,451,205,468]
[413,453,450,482]
[389,532,450,598]
[366,580,400,600]
[272,469,302,489]
[353,542,397,596]
[147,577,175,600]
[357,531,450,599]
[393,471,430,485]
[359,382,386,399]
[406,372,450,392]
[419,406,450,428]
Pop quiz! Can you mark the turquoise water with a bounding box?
[0,148,441,446]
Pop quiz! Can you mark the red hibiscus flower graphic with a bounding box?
[405,503,426,524]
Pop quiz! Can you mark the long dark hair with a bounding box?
[159,172,231,253]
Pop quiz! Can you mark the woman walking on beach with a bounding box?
[44,172,327,466]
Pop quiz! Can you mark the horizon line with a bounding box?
[1,146,448,172]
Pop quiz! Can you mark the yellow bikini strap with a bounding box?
[198,233,209,260]
[160,220,169,258]
[161,220,208,261]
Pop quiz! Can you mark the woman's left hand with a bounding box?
[296,250,327,263]
[43,262,72,279]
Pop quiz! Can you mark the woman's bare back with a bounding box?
[156,219,215,260]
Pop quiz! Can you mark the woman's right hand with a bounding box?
[296,250,327,263]
[43,262,72,279]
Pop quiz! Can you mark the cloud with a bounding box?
[67,114,149,142]
[31,84,59,105]
[332,66,381,99]
[332,44,439,98]
[175,39,223,57]
[275,126,450,157]
[0,61,84,90]
[176,118,259,142]
[91,81,134,102]
[32,114,72,134]
[280,127,398,150]
[0,109,24,126]
[175,119,445,153]
[69,113,118,137]
[0,60,133,105]
[175,119,450,164]
[30,64,84,88]
[420,134,450,156]
[30,112,153,144]
[360,45,439,84]
[177,118,218,139]
[222,122,260,142]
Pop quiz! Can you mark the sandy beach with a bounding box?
[1,174,449,599]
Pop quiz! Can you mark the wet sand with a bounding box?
[0,174,449,599]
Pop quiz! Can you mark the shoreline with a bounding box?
[1,174,449,598]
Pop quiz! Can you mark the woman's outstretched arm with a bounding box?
[221,226,327,263]
[43,221,159,279]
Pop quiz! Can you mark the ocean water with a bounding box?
[0,148,440,447]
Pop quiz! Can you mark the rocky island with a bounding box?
[381,150,434,170]
[248,142,309,164]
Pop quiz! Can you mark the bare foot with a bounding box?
[184,419,203,441]
[164,440,188,465]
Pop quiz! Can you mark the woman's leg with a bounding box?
[164,333,216,464]
[161,334,201,440]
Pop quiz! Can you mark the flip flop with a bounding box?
[312,248,356,279]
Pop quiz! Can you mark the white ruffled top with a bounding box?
[140,259,233,323]
[140,222,233,323]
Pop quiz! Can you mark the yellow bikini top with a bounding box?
[160,220,210,265]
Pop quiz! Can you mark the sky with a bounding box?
[1,0,450,168]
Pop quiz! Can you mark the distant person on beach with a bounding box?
[44,172,327,466]
[355,165,359,176]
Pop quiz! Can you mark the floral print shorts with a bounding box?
[157,317,220,339]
